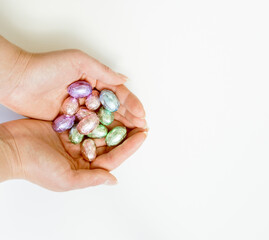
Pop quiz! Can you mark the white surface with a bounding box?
[0,0,269,239]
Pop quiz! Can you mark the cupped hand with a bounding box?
[1,119,147,191]
[2,49,146,128]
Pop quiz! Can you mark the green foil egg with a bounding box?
[87,124,108,139]
[106,126,127,146]
[98,106,114,126]
[69,124,84,144]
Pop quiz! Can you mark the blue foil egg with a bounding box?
[99,89,120,112]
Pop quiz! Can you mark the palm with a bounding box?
[3,119,146,191]
[6,50,146,130]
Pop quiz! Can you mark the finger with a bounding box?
[96,82,146,118]
[91,131,147,171]
[128,127,149,137]
[116,108,147,128]
[114,112,136,128]
[68,169,117,189]
[77,51,127,85]
[96,146,108,156]
[93,138,106,147]
[78,97,86,105]
[95,127,145,156]
[106,119,125,129]
[114,85,145,118]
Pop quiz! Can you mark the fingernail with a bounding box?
[117,72,128,81]
[104,179,118,186]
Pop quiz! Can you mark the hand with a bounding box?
[0,37,146,129]
[0,119,147,191]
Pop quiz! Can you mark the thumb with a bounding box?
[69,168,118,189]
[74,50,127,85]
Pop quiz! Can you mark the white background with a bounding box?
[0,0,269,239]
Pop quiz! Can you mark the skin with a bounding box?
[0,36,147,191]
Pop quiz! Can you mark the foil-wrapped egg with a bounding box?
[98,106,114,126]
[61,97,79,116]
[52,114,75,133]
[85,90,101,110]
[67,80,92,98]
[99,89,120,112]
[75,107,92,121]
[87,124,108,139]
[69,124,84,144]
[105,126,127,146]
[81,139,96,162]
[77,112,99,135]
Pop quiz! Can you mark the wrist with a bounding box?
[0,35,32,104]
[0,124,23,182]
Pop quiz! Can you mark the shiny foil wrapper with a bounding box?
[61,97,79,116]
[81,139,96,161]
[52,114,75,133]
[77,112,99,135]
[68,80,92,98]
[85,90,101,110]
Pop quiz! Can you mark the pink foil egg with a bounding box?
[61,97,79,116]
[81,139,96,162]
[52,114,75,133]
[77,112,99,135]
[75,107,92,121]
[85,90,101,110]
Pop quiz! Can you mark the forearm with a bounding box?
[0,124,21,182]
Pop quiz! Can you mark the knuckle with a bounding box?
[102,64,112,74]
[68,49,84,55]
[55,174,74,191]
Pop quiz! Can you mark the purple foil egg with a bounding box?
[77,112,99,135]
[52,114,75,133]
[67,81,92,98]
[85,90,101,110]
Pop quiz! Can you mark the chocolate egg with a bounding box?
[69,124,84,144]
[75,107,92,121]
[81,139,96,161]
[105,126,127,146]
[77,112,99,135]
[61,97,79,116]
[85,90,101,110]
[52,114,75,133]
[98,106,114,126]
[67,81,92,98]
[87,124,108,139]
[99,89,120,112]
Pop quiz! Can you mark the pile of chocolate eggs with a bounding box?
[52,80,127,162]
